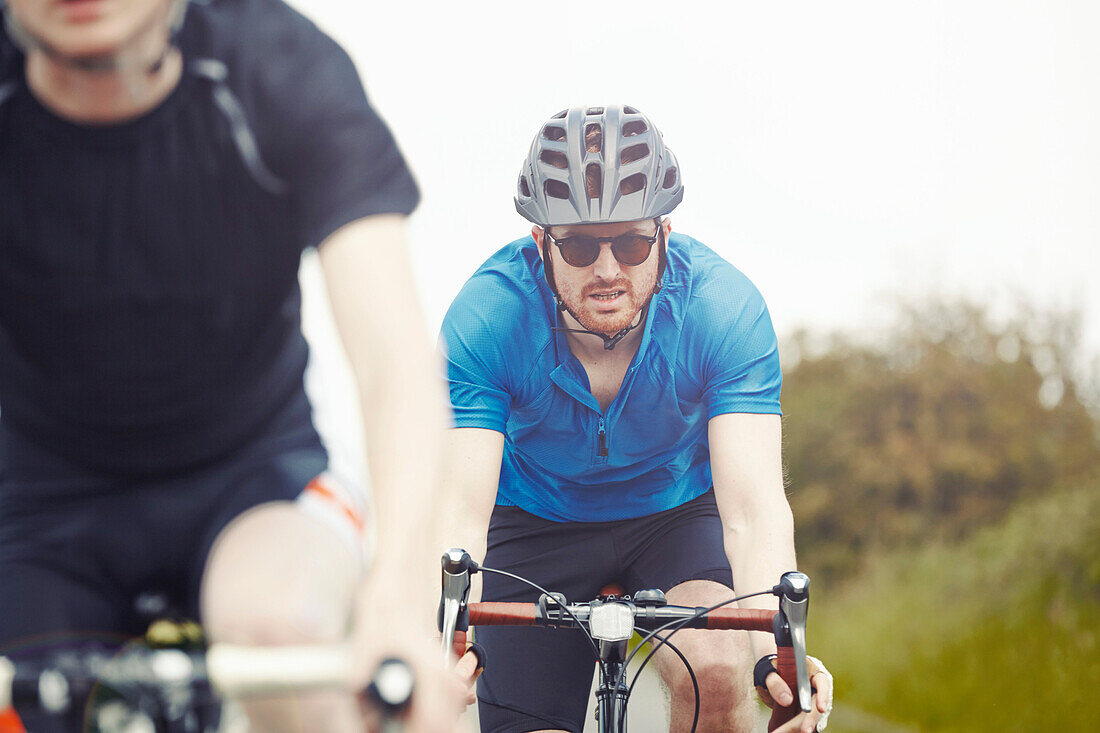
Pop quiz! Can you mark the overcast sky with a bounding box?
[290,0,1100,478]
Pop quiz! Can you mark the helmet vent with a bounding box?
[662,167,678,190]
[586,107,605,116]
[540,150,569,169]
[519,176,531,197]
[620,143,650,165]
[545,179,571,200]
[585,124,603,154]
[542,125,566,142]
[552,109,568,119]
[585,164,602,200]
[623,106,639,114]
[620,173,646,196]
[622,120,648,137]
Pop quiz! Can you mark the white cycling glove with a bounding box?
[807,655,833,732]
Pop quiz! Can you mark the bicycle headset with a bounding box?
[514,104,685,350]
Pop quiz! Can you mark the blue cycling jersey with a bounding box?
[441,232,782,522]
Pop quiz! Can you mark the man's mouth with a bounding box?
[55,0,111,22]
[589,291,625,302]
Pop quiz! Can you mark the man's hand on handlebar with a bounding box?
[754,655,833,733]
[353,575,469,733]
[452,644,485,707]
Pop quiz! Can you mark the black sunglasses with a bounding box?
[545,223,660,268]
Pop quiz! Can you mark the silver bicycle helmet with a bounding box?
[515,105,684,227]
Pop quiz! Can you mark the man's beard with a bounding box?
[560,275,655,337]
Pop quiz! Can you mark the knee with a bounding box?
[201,503,359,645]
[668,660,753,721]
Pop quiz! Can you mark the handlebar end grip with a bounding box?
[0,658,12,711]
[451,630,467,663]
[365,657,415,717]
[766,645,802,731]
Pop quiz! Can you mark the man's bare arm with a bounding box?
[318,214,448,613]
[708,412,796,661]
[437,427,505,604]
[319,214,475,730]
[711,412,835,733]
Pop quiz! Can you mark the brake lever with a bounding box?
[438,549,475,666]
[777,571,811,713]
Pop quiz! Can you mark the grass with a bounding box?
[806,478,1100,732]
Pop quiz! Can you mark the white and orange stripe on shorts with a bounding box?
[297,471,369,563]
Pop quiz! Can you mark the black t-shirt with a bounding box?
[0,0,419,476]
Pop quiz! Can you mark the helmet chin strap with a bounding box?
[542,226,666,351]
[551,295,649,351]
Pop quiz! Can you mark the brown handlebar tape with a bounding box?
[468,603,776,631]
[461,601,801,729]
[703,608,776,632]
[468,602,539,626]
[451,629,467,662]
[767,645,801,731]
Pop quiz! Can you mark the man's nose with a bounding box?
[592,243,621,280]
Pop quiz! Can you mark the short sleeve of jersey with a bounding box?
[439,274,517,433]
[683,260,782,418]
[215,0,420,248]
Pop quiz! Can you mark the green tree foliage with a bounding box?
[781,300,1100,581]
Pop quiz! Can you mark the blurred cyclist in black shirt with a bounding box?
[0,0,467,730]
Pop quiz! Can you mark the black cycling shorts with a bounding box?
[476,490,734,733]
[0,393,327,732]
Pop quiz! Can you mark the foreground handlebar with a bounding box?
[207,643,356,696]
[0,658,13,711]
[0,647,411,718]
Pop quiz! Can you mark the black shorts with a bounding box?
[476,490,733,733]
[0,393,327,731]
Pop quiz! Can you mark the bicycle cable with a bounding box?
[469,569,776,732]
[475,565,605,675]
[619,588,775,733]
[617,634,696,733]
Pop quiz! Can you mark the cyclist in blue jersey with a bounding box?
[440,105,833,732]
[0,0,472,731]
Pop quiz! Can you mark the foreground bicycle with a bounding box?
[0,637,412,732]
[438,549,813,733]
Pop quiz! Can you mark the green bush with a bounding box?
[782,301,1099,582]
[810,479,1100,732]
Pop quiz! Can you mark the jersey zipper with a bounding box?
[597,417,608,458]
